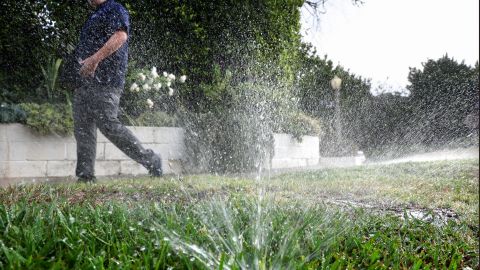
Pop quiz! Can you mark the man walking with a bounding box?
[72,0,162,182]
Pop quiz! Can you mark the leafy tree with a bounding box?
[358,92,413,157]
[0,1,88,103]
[407,55,479,146]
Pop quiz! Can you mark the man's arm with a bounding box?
[79,30,128,78]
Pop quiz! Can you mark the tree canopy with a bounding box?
[407,55,479,145]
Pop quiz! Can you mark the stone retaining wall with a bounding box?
[0,124,319,181]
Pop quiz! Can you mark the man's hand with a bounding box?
[79,55,100,78]
[78,30,128,79]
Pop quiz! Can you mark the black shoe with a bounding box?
[146,150,163,177]
[77,176,97,183]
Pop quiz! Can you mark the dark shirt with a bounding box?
[75,0,130,88]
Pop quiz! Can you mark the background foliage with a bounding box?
[0,0,477,169]
[0,104,27,123]
[19,103,74,136]
[0,0,304,108]
[406,56,479,146]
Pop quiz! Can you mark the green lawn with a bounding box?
[0,159,478,269]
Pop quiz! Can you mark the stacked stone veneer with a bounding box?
[0,124,319,180]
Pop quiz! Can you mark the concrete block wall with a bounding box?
[0,124,319,180]
[0,124,185,179]
[271,134,319,169]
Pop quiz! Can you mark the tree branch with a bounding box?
[304,0,364,15]
[302,0,365,33]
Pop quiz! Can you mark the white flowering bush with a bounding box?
[120,66,187,126]
[128,66,187,110]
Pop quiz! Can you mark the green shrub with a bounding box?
[120,65,185,121]
[0,85,25,104]
[0,103,26,123]
[181,109,275,174]
[133,111,178,127]
[180,82,277,173]
[278,112,323,141]
[19,103,73,136]
[181,80,317,173]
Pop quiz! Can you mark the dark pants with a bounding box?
[73,84,160,178]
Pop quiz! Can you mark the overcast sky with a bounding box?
[300,0,479,92]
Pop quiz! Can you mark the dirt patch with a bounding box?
[269,189,464,226]
[324,198,461,226]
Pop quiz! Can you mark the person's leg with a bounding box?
[93,88,163,176]
[73,87,97,180]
